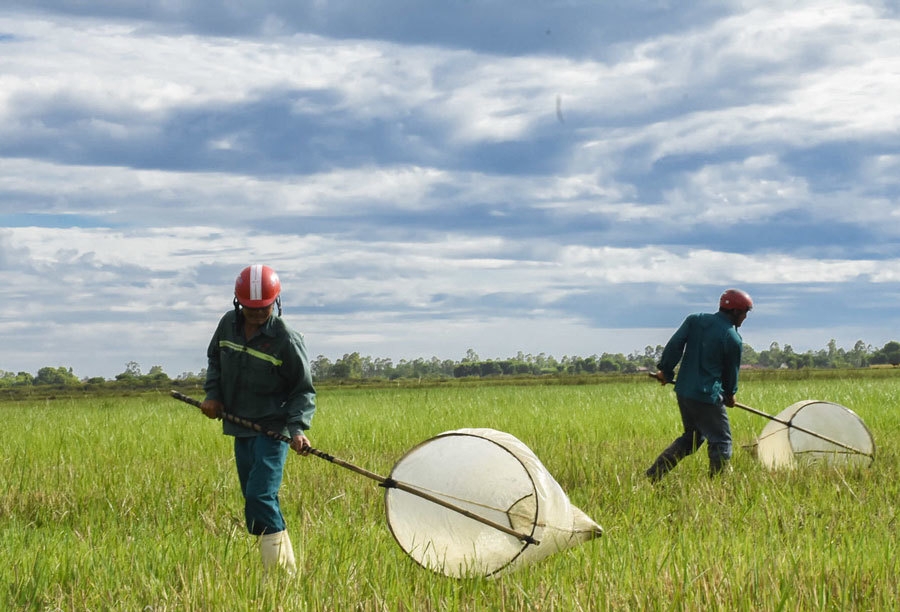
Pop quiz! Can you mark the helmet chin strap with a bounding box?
[233,297,244,326]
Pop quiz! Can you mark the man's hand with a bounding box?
[723,394,736,407]
[290,433,312,456]
[654,370,668,385]
[199,399,224,419]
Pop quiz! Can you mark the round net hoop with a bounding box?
[754,400,875,469]
[384,428,602,578]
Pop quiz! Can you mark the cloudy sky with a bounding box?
[2,1,899,379]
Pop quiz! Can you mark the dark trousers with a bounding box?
[234,435,289,535]
[646,394,732,480]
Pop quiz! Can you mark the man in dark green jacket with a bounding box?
[645,289,753,481]
[201,264,316,574]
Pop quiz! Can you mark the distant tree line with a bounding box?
[310,340,900,381]
[0,361,201,390]
[3,340,897,390]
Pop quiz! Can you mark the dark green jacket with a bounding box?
[203,310,316,438]
[657,311,742,405]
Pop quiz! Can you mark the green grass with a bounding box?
[3,375,899,610]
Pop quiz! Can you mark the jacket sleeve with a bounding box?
[657,315,692,382]
[721,331,743,396]
[282,329,317,437]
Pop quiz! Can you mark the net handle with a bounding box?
[169,390,539,544]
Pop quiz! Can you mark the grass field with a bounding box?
[3,373,899,611]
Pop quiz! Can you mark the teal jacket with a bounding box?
[657,311,743,405]
[203,310,316,438]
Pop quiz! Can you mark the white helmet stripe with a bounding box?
[249,264,263,301]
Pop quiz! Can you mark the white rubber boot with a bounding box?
[259,530,297,575]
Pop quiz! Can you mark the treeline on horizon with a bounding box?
[2,339,899,390]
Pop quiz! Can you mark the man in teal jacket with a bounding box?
[201,264,316,574]
[645,289,753,481]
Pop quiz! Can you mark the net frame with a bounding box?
[383,428,602,578]
[754,400,876,469]
[384,430,538,577]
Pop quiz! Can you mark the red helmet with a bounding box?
[719,288,753,311]
[234,265,281,308]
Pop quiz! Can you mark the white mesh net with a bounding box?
[384,428,603,578]
[754,400,875,469]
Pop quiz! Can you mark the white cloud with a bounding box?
[1,2,899,379]
[6,224,896,316]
